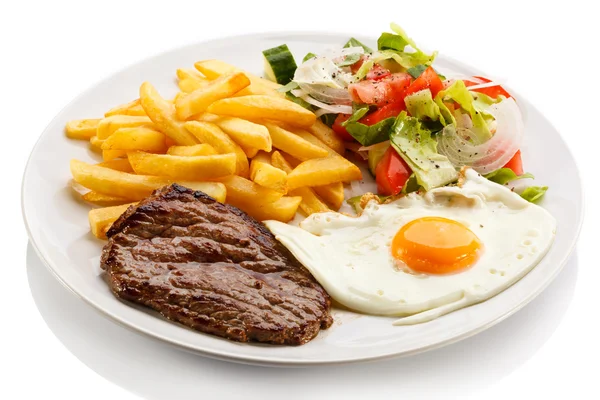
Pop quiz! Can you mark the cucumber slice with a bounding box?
[263,44,297,85]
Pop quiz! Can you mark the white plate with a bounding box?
[22,32,583,366]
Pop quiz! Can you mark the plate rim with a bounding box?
[21,30,585,366]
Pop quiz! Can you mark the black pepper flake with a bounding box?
[435,164,440,168]
[480,224,484,228]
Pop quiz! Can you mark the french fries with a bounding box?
[176,68,208,81]
[70,159,226,202]
[200,114,272,153]
[272,146,344,209]
[104,99,146,117]
[65,119,101,140]
[66,58,370,238]
[194,60,283,97]
[250,151,287,193]
[167,144,216,156]
[240,196,302,222]
[101,126,167,153]
[207,95,316,127]
[102,149,127,161]
[184,121,249,177]
[96,115,152,140]
[139,82,198,145]
[270,151,329,215]
[89,203,135,239]
[307,119,345,155]
[127,151,236,180]
[82,191,131,207]
[265,123,329,161]
[219,175,283,206]
[313,182,345,210]
[96,158,134,173]
[287,156,362,190]
[175,72,251,120]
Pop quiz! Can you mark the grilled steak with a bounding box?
[101,184,333,345]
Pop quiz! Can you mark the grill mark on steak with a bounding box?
[101,184,333,345]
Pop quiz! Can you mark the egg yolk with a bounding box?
[391,217,482,275]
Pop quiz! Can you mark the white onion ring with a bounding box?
[291,89,353,114]
[437,98,524,174]
[298,83,351,105]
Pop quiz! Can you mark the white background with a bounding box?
[2,0,597,398]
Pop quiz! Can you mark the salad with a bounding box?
[262,23,547,202]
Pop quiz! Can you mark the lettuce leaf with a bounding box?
[355,59,374,80]
[373,49,436,70]
[302,53,317,63]
[401,173,420,194]
[390,112,458,190]
[437,80,492,143]
[404,90,446,124]
[336,53,362,67]
[344,38,373,53]
[374,23,437,69]
[343,106,396,146]
[520,186,548,203]
[285,92,313,111]
[277,81,299,93]
[484,168,534,185]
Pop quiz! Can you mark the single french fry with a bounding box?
[265,123,328,161]
[101,126,167,153]
[89,203,136,239]
[65,119,101,140]
[178,78,208,93]
[89,136,103,152]
[167,143,216,156]
[218,175,284,207]
[307,119,345,155]
[239,196,302,222]
[104,99,146,117]
[250,151,287,193]
[102,149,127,161]
[270,151,329,216]
[175,72,251,120]
[184,121,249,177]
[139,82,197,145]
[207,95,316,127]
[127,151,236,180]
[271,150,293,174]
[70,159,226,202]
[194,59,283,97]
[290,187,330,215]
[82,191,131,207]
[291,128,338,156]
[96,115,152,140]
[199,114,272,153]
[240,145,259,158]
[176,68,208,81]
[96,158,134,173]
[313,182,345,210]
[287,156,362,190]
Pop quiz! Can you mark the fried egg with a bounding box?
[264,169,556,325]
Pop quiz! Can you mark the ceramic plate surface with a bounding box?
[22,32,583,365]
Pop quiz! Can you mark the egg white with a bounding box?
[265,169,556,325]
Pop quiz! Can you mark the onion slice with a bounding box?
[291,89,353,115]
[437,98,524,174]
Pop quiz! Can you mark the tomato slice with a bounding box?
[360,102,406,125]
[375,147,412,196]
[404,67,444,98]
[463,76,512,99]
[349,73,412,106]
[332,114,355,141]
[366,64,391,81]
[503,150,523,175]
